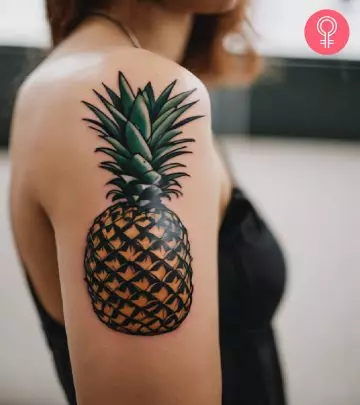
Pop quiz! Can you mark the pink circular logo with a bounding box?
[305,9,350,55]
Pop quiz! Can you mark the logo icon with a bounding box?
[317,16,337,48]
[305,9,350,55]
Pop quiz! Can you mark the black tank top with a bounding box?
[27,187,287,405]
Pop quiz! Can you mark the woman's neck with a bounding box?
[63,2,193,63]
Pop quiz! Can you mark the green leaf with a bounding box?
[106,177,128,189]
[151,102,197,144]
[106,190,129,202]
[96,147,130,168]
[141,89,150,110]
[151,129,182,149]
[99,136,131,158]
[93,90,127,132]
[158,89,196,115]
[105,104,128,131]
[144,82,155,109]
[128,154,153,176]
[119,72,135,116]
[164,172,190,181]
[129,92,152,140]
[151,107,176,135]
[161,188,183,198]
[141,170,162,184]
[96,147,121,160]
[93,89,113,110]
[86,124,108,137]
[168,138,195,146]
[102,83,122,110]
[152,80,177,118]
[99,162,124,177]
[162,184,183,193]
[158,163,186,173]
[125,121,152,161]
[171,115,204,130]
[151,146,170,162]
[108,179,145,199]
[168,179,182,188]
[153,139,194,160]
[82,101,121,139]
[83,118,105,132]
[152,148,191,168]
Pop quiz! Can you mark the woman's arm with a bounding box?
[29,50,222,405]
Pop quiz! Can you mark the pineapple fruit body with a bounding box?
[84,203,193,335]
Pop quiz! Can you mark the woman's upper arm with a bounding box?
[35,51,222,405]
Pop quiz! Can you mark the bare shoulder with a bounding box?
[16,47,210,123]
[12,48,212,162]
[12,48,218,216]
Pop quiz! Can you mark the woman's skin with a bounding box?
[10,1,234,404]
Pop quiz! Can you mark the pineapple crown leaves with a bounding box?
[82,72,203,206]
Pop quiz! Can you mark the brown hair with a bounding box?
[45,0,260,86]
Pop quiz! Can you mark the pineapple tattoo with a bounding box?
[82,72,202,336]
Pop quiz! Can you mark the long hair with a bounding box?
[45,0,259,85]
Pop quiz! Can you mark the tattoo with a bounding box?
[82,72,202,335]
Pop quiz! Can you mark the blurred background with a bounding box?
[1,0,360,404]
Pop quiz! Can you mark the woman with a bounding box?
[10,1,286,404]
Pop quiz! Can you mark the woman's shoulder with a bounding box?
[18,47,210,119]
[12,47,212,163]
[11,47,218,212]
